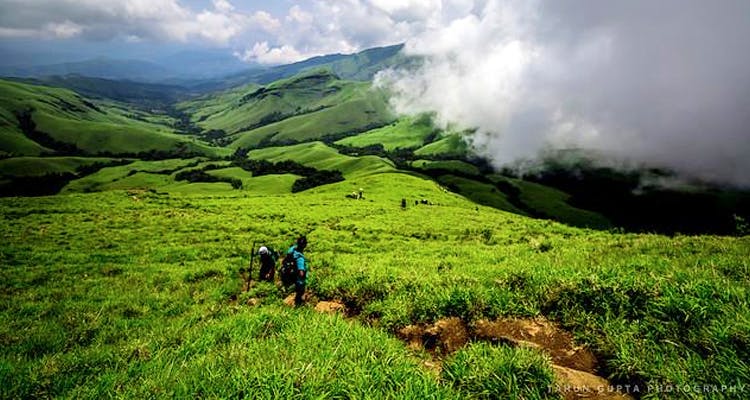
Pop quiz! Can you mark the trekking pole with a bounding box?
[247,241,257,291]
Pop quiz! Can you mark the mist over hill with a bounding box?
[0,40,748,235]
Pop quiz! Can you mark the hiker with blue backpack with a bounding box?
[280,236,308,306]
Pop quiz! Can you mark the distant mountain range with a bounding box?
[0,44,407,89]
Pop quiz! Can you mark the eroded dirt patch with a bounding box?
[399,317,469,354]
[398,317,632,400]
[314,301,346,314]
[283,296,632,399]
[473,317,598,374]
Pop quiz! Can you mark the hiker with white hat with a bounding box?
[257,245,278,282]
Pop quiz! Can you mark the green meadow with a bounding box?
[0,80,218,158]
[2,68,749,399]
[1,171,748,399]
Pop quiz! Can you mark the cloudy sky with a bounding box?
[0,0,440,64]
[2,0,749,185]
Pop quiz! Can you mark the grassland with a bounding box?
[414,134,469,158]
[1,172,748,399]
[178,70,395,148]
[246,142,396,178]
[0,157,116,177]
[412,160,482,176]
[335,117,436,151]
[0,80,219,157]
[2,59,749,399]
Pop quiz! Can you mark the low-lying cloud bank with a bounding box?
[375,0,750,187]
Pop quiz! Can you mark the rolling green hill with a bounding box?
[193,44,408,91]
[0,156,116,177]
[178,70,394,148]
[0,79,220,158]
[336,116,437,151]
[246,142,395,179]
[1,50,746,234]
[8,75,189,107]
[414,134,469,158]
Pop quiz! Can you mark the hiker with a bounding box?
[258,246,278,282]
[285,236,308,306]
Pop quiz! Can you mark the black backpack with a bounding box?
[280,252,299,286]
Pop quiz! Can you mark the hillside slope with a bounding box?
[178,70,394,148]
[193,44,407,91]
[0,79,218,157]
[1,172,748,398]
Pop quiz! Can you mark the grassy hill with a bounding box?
[0,79,220,158]
[1,172,748,398]
[193,44,407,92]
[7,76,190,108]
[336,116,437,151]
[246,142,395,179]
[414,134,469,158]
[178,70,394,148]
[0,156,116,177]
[3,70,744,233]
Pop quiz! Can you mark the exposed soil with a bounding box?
[396,316,633,400]
[473,318,598,374]
[314,301,346,314]
[280,297,632,399]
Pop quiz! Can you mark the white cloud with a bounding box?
[213,0,234,14]
[234,41,310,65]
[0,0,255,45]
[0,26,39,39]
[376,0,750,186]
[287,5,312,25]
[45,20,84,39]
[235,0,435,64]
[251,11,281,32]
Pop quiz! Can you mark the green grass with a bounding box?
[481,175,612,229]
[412,160,481,176]
[61,158,208,193]
[335,117,436,151]
[0,157,116,177]
[239,174,300,195]
[0,79,221,157]
[507,177,611,229]
[439,175,527,215]
[246,142,395,178]
[2,172,748,398]
[229,92,393,148]
[444,344,557,399]
[206,168,300,195]
[178,70,394,148]
[0,122,51,157]
[414,134,468,158]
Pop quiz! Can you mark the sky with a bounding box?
[1,0,749,186]
[0,0,425,64]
